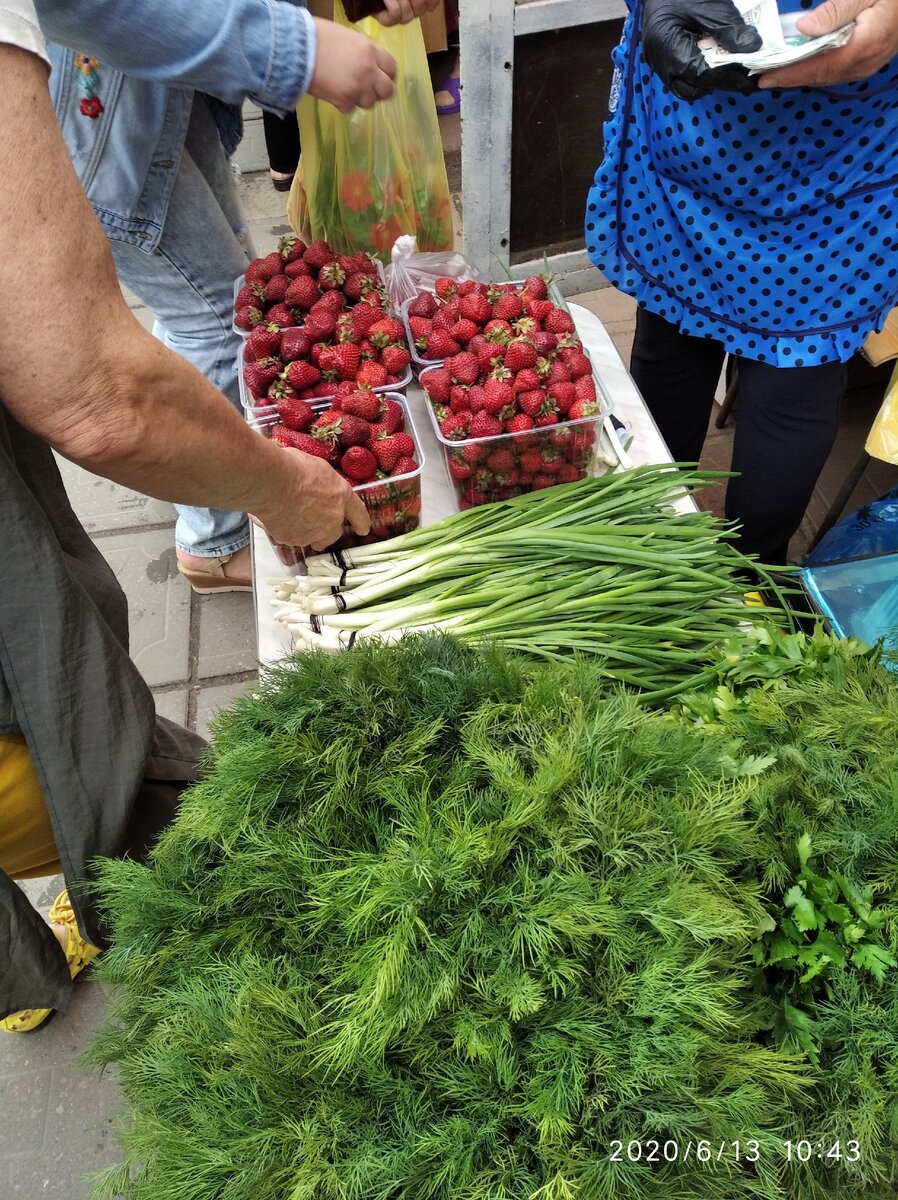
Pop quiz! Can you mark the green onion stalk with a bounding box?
[270,466,803,699]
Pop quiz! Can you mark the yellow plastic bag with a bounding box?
[866,361,898,465]
[287,3,454,260]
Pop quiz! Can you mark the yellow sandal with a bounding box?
[1,890,100,1033]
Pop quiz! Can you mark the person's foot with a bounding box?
[176,545,253,594]
[269,169,295,193]
[434,69,461,116]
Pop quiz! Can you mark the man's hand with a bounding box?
[253,451,371,553]
[309,17,396,112]
[641,0,762,99]
[758,0,898,88]
[377,0,441,26]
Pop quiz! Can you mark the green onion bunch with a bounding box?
[272,465,795,699]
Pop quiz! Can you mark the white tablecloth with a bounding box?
[253,303,674,666]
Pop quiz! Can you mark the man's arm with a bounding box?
[0,44,368,551]
[758,0,898,88]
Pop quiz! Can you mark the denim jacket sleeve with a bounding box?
[33,0,316,113]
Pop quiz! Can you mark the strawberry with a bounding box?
[470,411,503,439]
[243,357,280,398]
[449,386,471,414]
[448,457,474,483]
[380,345,411,376]
[569,397,601,420]
[381,398,406,433]
[533,473,556,490]
[506,413,535,434]
[234,305,264,332]
[368,317,405,346]
[371,434,401,472]
[434,277,459,300]
[284,276,321,310]
[512,368,542,394]
[264,274,290,304]
[449,352,480,386]
[266,376,296,405]
[450,318,480,345]
[391,431,416,459]
[276,397,315,431]
[504,339,538,373]
[343,389,383,421]
[476,342,504,373]
[566,350,593,380]
[518,389,548,418]
[457,280,486,297]
[439,412,470,440]
[285,360,322,390]
[522,274,549,301]
[279,235,306,263]
[245,251,284,284]
[235,285,265,315]
[408,291,439,318]
[421,367,453,406]
[486,447,515,473]
[483,319,514,342]
[285,258,313,279]
[334,414,372,447]
[548,382,576,414]
[545,307,576,335]
[246,325,282,361]
[574,375,598,404]
[424,330,461,360]
[265,303,296,329]
[393,456,419,476]
[273,427,330,458]
[536,411,560,427]
[304,312,337,343]
[482,378,515,416]
[530,331,558,357]
[546,360,573,384]
[519,449,545,475]
[313,290,346,315]
[342,272,370,302]
[492,292,524,322]
[303,239,334,271]
[350,303,383,339]
[459,293,492,325]
[525,298,555,323]
[351,360,385,389]
[320,344,361,381]
[280,326,314,362]
[341,445,377,481]
[319,261,347,291]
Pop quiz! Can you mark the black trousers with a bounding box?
[630,307,846,563]
[262,109,300,176]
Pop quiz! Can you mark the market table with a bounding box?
[252,302,676,665]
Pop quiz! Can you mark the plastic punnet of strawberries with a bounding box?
[267,392,422,559]
[416,276,605,508]
[236,236,412,407]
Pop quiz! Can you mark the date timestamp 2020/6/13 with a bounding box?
[608,1139,861,1165]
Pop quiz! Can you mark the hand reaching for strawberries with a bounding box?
[252,449,370,553]
[309,18,397,113]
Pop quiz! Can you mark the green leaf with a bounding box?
[796,832,813,871]
[784,886,820,932]
[766,933,799,966]
[851,943,898,983]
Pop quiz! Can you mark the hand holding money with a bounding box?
[757,0,898,87]
[641,0,762,99]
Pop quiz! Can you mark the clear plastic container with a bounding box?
[420,359,612,509]
[255,394,425,567]
[233,260,390,338]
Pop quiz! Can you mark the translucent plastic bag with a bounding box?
[866,361,898,466]
[383,234,479,309]
[287,3,454,260]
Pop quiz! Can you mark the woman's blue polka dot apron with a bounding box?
[586,0,898,366]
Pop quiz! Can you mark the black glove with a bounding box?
[641,0,763,101]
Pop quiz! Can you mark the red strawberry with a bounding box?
[245,251,284,284]
[519,449,545,475]
[243,357,281,397]
[565,350,593,380]
[449,386,471,414]
[235,282,264,312]
[574,375,598,404]
[506,413,535,433]
[545,307,576,335]
[368,317,405,346]
[319,261,347,291]
[285,259,313,279]
[518,389,548,418]
[525,298,555,323]
[546,360,573,384]
[434,277,459,300]
[530,331,558,357]
[284,276,321,310]
[342,272,370,302]
[303,239,334,271]
[246,325,282,361]
[408,291,439,318]
[393,456,419,476]
[313,290,346,315]
[264,274,290,304]
[285,360,322,390]
[504,339,538,373]
[321,344,361,382]
[448,457,474,483]
[381,399,406,433]
[303,312,337,343]
[450,318,480,345]
[273,427,330,458]
[536,411,560,427]
[482,378,515,416]
[483,319,514,342]
[392,431,416,459]
[234,305,264,332]
[334,414,372,447]
[523,274,549,301]
[569,397,601,420]
[276,397,315,432]
[371,434,401,472]
[459,293,492,325]
[533,473,556,490]
[422,367,453,405]
[408,314,433,341]
[486,447,515,473]
[425,331,461,360]
[476,342,504,373]
[341,445,377,481]
[449,352,480,386]
[350,304,383,339]
[439,412,470,440]
[548,382,576,414]
[470,411,503,439]
[380,345,411,376]
[343,389,383,421]
[457,280,486,297]
[512,368,542,394]
[356,360,389,389]
[265,303,296,329]
[279,235,306,263]
[492,292,524,322]
[279,327,313,362]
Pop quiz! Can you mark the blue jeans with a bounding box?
[110,95,254,558]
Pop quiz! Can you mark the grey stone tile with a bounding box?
[18,875,65,910]
[196,591,258,679]
[152,688,189,727]
[0,1066,53,1155]
[95,528,191,687]
[55,455,174,535]
[195,679,258,740]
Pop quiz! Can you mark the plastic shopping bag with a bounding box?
[287,2,454,260]
[866,361,898,466]
[383,234,479,309]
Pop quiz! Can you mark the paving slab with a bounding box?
[96,528,191,688]
[151,688,190,727]
[55,455,174,535]
[195,679,258,740]
[196,591,258,680]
